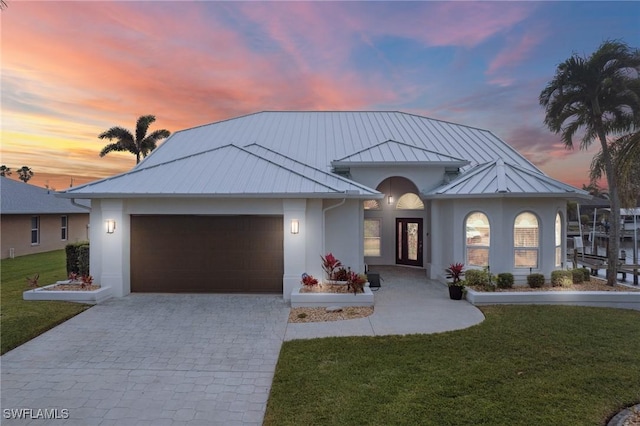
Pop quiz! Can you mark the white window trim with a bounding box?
[465,212,490,267]
[364,218,382,257]
[513,212,539,269]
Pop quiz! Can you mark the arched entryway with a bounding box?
[364,176,427,268]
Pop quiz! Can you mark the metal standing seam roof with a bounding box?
[331,139,469,166]
[425,159,591,199]
[59,111,582,199]
[1,177,90,214]
[60,144,382,199]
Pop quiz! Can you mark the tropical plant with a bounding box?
[99,115,171,164]
[16,166,34,183]
[0,165,11,176]
[25,273,39,289]
[445,262,465,286]
[539,39,640,286]
[347,272,367,294]
[300,273,318,287]
[81,275,93,289]
[320,253,342,280]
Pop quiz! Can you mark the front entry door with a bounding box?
[396,218,423,267]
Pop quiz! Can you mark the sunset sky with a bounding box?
[1,1,639,190]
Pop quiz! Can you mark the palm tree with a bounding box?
[99,115,171,165]
[0,165,11,177]
[17,166,34,183]
[590,131,640,209]
[540,40,640,285]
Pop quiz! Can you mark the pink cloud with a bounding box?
[486,30,545,86]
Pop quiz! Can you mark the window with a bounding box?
[31,216,40,245]
[465,212,490,267]
[396,193,424,210]
[514,212,539,268]
[61,215,68,241]
[363,200,381,210]
[364,219,381,256]
[555,213,562,267]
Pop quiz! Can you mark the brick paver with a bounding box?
[1,294,289,425]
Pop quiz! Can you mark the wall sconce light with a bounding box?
[290,219,299,234]
[387,195,394,205]
[106,219,116,234]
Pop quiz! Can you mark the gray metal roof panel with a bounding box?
[62,144,381,198]
[425,160,590,198]
[333,139,469,166]
[1,177,90,214]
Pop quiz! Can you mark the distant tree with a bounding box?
[0,165,11,177]
[539,40,640,285]
[99,115,171,164]
[17,166,34,183]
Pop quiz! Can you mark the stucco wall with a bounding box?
[430,197,567,283]
[1,213,89,259]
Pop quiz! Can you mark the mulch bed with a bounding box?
[42,284,101,291]
[299,283,362,294]
[289,306,374,323]
[470,277,639,292]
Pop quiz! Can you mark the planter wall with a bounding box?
[290,286,374,308]
[465,288,640,311]
[23,282,112,304]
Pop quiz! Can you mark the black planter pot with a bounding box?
[448,285,464,300]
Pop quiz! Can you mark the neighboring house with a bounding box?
[59,111,590,299]
[1,177,90,259]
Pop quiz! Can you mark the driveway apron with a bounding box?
[1,294,290,426]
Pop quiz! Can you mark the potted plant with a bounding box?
[445,262,465,300]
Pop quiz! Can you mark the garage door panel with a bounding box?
[131,215,283,293]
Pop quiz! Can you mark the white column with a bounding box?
[100,200,130,297]
[283,199,307,301]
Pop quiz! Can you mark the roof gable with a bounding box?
[426,159,590,199]
[62,144,381,198]
[332,139,469,167]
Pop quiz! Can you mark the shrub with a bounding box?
[77,244,90,277]
[496,273,514,289]
[527,273,545,288]
[65,241,89,275]
[571,269,584,284]
[551,270,573,287]
[465,269,489,287]
[581,268,591,282]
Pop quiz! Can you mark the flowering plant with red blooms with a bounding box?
[81,274,93,289]
[300,273,319,286]
[321,253,342,279]
[68,272,79,282]
[445,263,465,286]
[347,271,367,294]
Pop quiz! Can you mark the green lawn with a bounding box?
[1,250,90,354]
[265,305,640,425]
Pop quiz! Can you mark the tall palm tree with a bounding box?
[0,165,11,177]
[540,40,640,285]
[17,166,34,183]
[99,115,171,165]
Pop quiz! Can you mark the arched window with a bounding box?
[465,212,490,267]
[396,193,424,210]
[514,212,539,268]
[363,200,381,210]
[555,213,562,267]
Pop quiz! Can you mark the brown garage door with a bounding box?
[131,215,283,293]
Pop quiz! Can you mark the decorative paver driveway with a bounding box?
[1,294,290,426]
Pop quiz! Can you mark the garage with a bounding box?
[130,215,283,293]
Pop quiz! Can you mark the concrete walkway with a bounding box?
[284,266,485,340]
[1,267,483,425]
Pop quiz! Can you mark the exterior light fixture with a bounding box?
[388,195,394,205]
[291,219,299,234]
[106,219,116,234]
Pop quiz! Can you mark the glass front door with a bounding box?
[396,218,423,267]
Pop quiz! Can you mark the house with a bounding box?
[1,177,90,259]
[59,111,590,299]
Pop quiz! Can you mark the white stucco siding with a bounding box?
[431,198,568,284]
[349,166,446,194]
[323,199,364,275]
